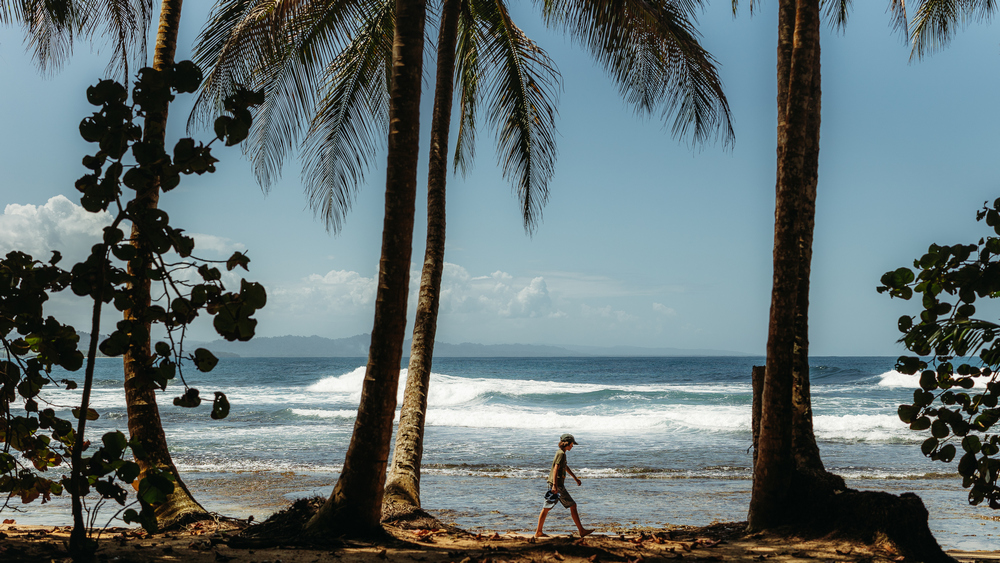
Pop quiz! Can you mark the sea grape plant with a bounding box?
[878,198,1000,509]
[0,62,265,532]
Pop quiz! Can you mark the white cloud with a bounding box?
[581,304,637,324]
[190,233,245,255]
[0,195,111,262]
[273,269,378,314]
[437,266,553,319]
[652,302,677,317]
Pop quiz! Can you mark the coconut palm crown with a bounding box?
[190,0,735,233]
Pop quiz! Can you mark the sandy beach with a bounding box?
[2,515,998,563]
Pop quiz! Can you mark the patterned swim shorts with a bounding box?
[542,485,576,509]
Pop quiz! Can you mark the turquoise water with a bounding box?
[8,356,1000,551]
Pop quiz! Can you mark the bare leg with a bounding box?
[535,507,551,537]
[569,505,593,538]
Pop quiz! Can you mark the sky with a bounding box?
[0,2,998,356]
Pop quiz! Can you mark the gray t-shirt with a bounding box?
[548,449,567,487]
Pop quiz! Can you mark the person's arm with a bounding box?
[549,460,560,492]
[566,465,582,486]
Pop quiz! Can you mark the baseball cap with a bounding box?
[560,433,579,445]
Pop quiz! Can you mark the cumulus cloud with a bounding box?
[652,302,677,316]
[0,195,111,261]
[437,266,554,318]
[273,269,378,314]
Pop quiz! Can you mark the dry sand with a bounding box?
[1,518,998,563]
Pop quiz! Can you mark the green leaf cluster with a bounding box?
[880,198,1000,509]
[0,63,265,530]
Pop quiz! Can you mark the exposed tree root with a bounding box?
[381,499,454,531]
[783,469,956,563]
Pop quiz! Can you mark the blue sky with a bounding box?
[0,2,997,356]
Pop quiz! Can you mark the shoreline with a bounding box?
[7,469,1000,552]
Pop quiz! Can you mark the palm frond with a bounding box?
[190,0,372,191]
[887,0,909,37]
[1,1,28,25]
[21,0,76,76]
[472,0,561,233]
[453,0,482,176]
[819,0,852,31]
[76,0,151,80]
[537,0,734,148]
[910,0,996,60]
[299,0,394,232]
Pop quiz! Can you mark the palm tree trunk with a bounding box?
[382,0,460,516]
[305,0,426,537]
[123,0,209,529]
[747,0,821,531]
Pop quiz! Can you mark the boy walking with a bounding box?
[535,433,593,538]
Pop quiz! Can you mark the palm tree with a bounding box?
[739,2,958,558]
[384,0,561,516]
[192,0,561,526]
[745,0,822,530]
[121,0,213,529]
[11,0,211,530]
[192,0,733,532]
[304,0,427,535]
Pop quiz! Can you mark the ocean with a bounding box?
[11,356,1000,551]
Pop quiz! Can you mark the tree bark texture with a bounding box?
[747,0,821,531]
[750,365,764,472]
[383,0,460,515]
[305,0,426,537]
[123,0,210,529]
[745,3,955,558]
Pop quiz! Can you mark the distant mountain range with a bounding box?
[78,332,751,358]
[180,334,751,358]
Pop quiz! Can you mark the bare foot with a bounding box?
[578,529,594,538]
[534,533,549,538]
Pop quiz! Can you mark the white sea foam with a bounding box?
[878,368,997,389]
[423,404,750,432]
[174,459,344,474]
[290,408,364,420]
[813,413,915,442]
[878,370,918,388]
[305,367,748,408]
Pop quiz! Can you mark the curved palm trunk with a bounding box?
[382,0,461,515]
[747,0,821,531]
[124,0,209,529]
[304,0,426,537]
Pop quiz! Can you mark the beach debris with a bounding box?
[190,539,214,551]
[459,556,473,563]
[2,519,14,525]
[377,548,388,559]
[587,554,599,562]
